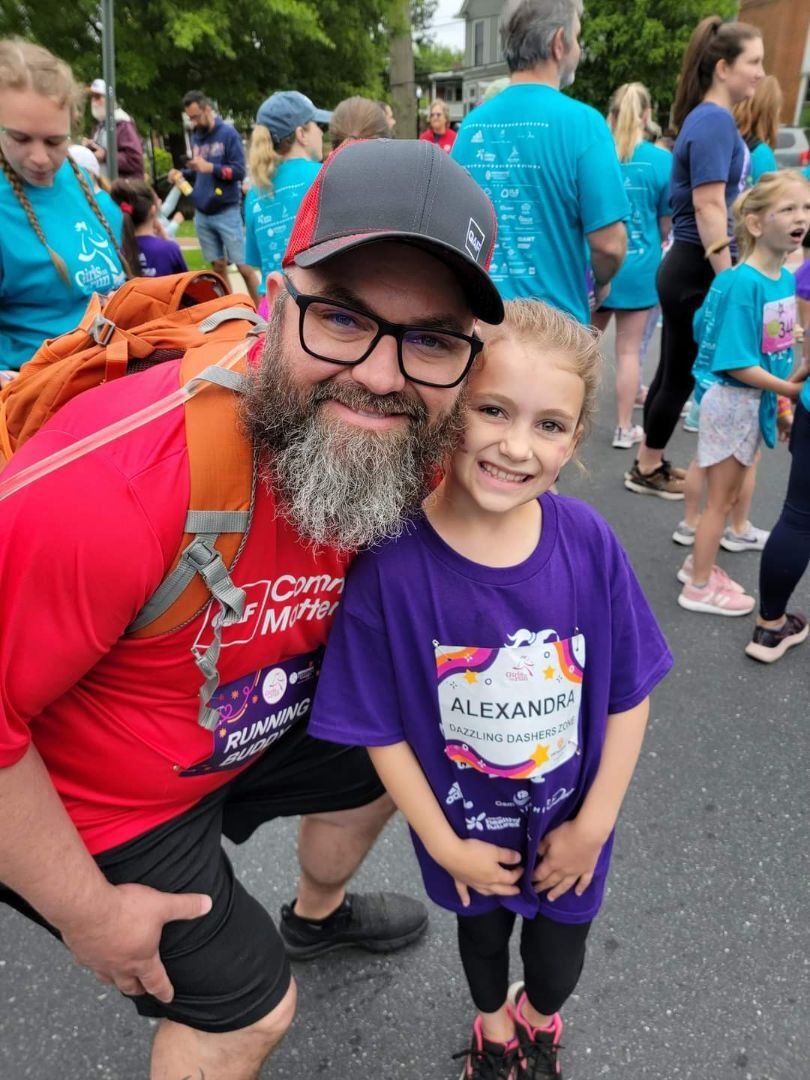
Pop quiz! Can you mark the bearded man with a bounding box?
[0,139,503,1080]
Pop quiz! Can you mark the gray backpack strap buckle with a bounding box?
[186,537,247,731]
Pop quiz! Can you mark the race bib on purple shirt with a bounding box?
[180,649,320,776]
[435,635,585,782]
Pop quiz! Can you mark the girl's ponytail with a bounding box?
[110,179,157,279]
[609,82,651,163]
[0,148,70,285]
[248,123,293,194]
[672,16,761,131]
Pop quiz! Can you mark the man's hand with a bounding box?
[532,819,605,902]
[432,835,523,907]
[186,157,214,174]
[167,168,182,186]
[60,882,212,1002]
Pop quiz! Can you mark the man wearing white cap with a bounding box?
[83,78,144,180]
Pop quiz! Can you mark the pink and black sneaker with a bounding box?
[508,983,563,1079]
[453,1015,520,1080]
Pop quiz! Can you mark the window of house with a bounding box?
[473,20,485,66]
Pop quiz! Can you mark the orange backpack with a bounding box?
[0,271,267,730]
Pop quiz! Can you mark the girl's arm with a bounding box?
[368,742,522,907]
[533,698,649,901]
[693,182,732,275]
[722,364,806,399]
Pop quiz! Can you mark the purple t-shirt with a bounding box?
[309,495,672,923]
[136,235,188,278]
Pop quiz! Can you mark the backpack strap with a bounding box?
[126,339,260,730]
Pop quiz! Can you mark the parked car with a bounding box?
[774,126,810,169]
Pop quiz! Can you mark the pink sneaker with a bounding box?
[678,579,755,616]
[677,556,745,593]
[454,1015,520,1079]
[508,982,563,1078]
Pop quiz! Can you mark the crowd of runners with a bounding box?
[0,0,809,1078]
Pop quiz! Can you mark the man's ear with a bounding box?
[552,25,567,64]
[265,272,284,305]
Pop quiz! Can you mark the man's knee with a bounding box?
[246,978,297,1049]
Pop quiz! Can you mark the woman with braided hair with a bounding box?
[0,38,127,373]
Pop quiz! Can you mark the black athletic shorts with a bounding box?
[0,725,385,1033]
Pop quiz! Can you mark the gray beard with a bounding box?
[241,319,465,551]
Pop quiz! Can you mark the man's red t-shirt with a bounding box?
[0,358,350,854]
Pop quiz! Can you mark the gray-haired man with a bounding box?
[453,0,629,323]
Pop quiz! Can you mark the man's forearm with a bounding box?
[0,745,110,933]
[590,249,623,288]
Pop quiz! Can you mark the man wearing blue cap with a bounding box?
[245,91,332,314]
[169,90,260,304]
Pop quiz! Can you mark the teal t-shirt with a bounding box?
[245,159,321,295]
[748,142,778,184]
[0,160,125,370]
[695,263,796,448]
[452,83,629,324]
[606,141,672,309]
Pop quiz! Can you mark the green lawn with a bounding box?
[183,247,206,271]
[176,219,197,240]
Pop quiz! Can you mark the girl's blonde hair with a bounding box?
[731,169,810,260]
[479,299,603,439]
[733,74,783,150]
[607,82,651,163]
[0,38,128,285]
[248,122,296,193]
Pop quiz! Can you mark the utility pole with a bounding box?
[101,0,118,179]
[389,0,416,139]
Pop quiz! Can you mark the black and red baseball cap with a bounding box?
[283,138,504,324]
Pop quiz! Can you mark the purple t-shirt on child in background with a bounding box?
[136,235,188,278]
[310,495,672,924]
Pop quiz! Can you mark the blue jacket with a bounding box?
[183,117,245,216]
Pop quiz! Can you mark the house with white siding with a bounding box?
[458,0,509,113]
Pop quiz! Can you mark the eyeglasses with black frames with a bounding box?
[282,273,482,389]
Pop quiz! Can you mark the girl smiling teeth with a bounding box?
[480,461,531,483]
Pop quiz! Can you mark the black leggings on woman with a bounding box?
[644,241,715,451]
[759,401,810,619]
[457,907,591,1015]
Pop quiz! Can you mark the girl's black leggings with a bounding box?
[457,907,591,1015]
[644,241,715,451]
[759,400,810,619]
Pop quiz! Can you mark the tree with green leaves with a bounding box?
[0,0,401,136]
[573,0,738,126]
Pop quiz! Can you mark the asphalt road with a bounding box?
[2,322,809,1080]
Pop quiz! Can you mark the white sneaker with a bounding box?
[612,424,643,449]
[672,520,696,546]
[720,523,770,552]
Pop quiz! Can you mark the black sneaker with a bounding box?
[623,459,685,500]
[453,1016,520,1079]
[745,612,808,663]
[509,983,563,1079]
[279,892,428,959]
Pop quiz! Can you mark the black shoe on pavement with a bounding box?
[453,1016,520,1079]
[623,459,685,500]
[745,612,808,663]
[279,892,428,960]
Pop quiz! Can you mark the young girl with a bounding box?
[592,82,671,450]
[110,178,188,278]
[678,171,810,616]
[309,301,673,1079]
